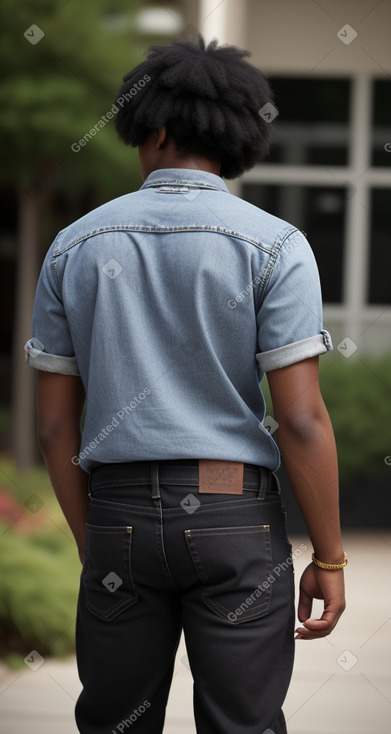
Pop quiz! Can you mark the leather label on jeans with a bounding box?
[198,460,244,494]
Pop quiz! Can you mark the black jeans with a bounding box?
[75,460,295,734]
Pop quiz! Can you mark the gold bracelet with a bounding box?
[312,552,348,570]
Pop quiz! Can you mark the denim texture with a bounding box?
[75,461,295,734]
[25,169,332,472]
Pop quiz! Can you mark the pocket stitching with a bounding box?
[83,524,138,621]
[185,525,273,624]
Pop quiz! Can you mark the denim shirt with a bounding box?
[25,168,332,473]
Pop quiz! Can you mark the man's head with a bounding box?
[114,35,275,180]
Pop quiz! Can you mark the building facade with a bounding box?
[184,0,391,355]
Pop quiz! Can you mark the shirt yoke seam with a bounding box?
[51,225,278,259]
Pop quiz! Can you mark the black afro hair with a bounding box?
[113,34,276,179]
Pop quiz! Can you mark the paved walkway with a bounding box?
[1,531,390,733]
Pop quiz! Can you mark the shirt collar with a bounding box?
[140,168,230,194]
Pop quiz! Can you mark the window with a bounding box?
[241,76,391,320]
[371,80,391,168]
[266,77,351,167]
[368,189,391,304]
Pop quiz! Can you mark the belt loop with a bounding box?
[272,471,281,496]
[151,461,161,499]
[257,467,268,500]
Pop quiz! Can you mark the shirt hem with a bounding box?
[24,339,80,376]
[256,330,333,372]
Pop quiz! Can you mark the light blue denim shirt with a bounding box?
[25,168,332,473]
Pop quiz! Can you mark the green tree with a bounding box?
[0,0,144,467]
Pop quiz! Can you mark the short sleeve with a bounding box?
[256,230,333,372]
[24,246,80,376]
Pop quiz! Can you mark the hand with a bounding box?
[295,562,346,640]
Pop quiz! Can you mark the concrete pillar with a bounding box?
[197,0,248,196]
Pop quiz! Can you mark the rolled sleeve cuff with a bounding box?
[24,338,80,376]
[256,330,333,373]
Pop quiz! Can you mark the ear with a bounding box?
[155,126,167,149]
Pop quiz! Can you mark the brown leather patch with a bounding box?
[198,460,244,494]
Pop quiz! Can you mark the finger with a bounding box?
[295,614,338,639]
[295,625,332,640]
[299,619,331,631]
[297,588,313,623]
[295,630,331,640]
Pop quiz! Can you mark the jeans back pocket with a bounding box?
[82,524,138,621]
[185,524,273,624]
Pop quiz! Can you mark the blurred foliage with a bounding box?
[318,351,391,480]
[263,351,391,481]
[0,458,80,664]
[0,456,66,520]
[0,0,147,198]
[0,527,80,665]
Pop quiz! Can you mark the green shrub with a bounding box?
[0,457,81,663]
[319,351,391,480]
[0,457,65,523]
[0,526,80,661]
[262,351,391,481]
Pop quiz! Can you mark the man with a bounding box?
[25,35,346,734]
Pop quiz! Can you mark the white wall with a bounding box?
[247,0,391,75]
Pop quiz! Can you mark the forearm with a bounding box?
[277,410,344,563]
[36,371,89,556]
[40,434,89,555]
[267,359,346,638]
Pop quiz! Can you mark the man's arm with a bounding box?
[267,355,346,640]
[37,370,89,564]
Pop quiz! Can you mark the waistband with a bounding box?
[89,459,274,499]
